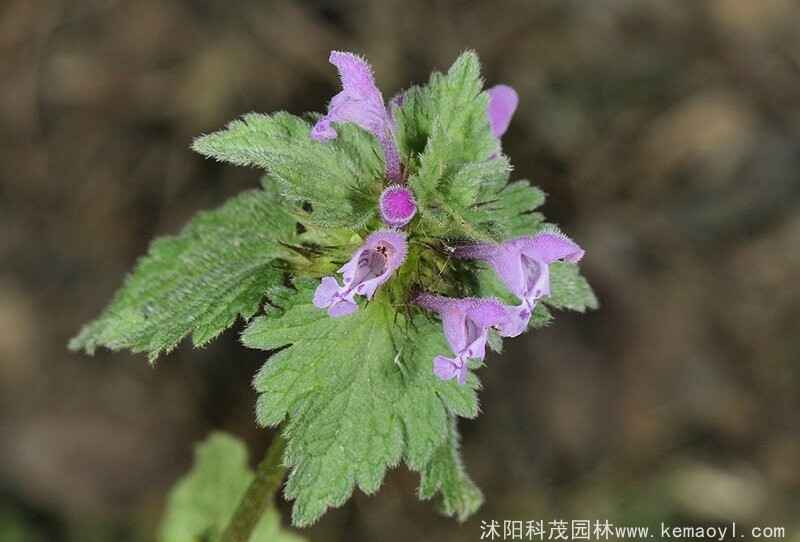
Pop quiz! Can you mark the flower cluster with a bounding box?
[311,51,415,317]
[455,230,585,337]
[311,51,584,384]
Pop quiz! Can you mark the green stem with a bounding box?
[219,433,288,542]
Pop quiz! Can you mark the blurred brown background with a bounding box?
[2,1,799,540]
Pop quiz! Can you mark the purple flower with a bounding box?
[486,84,518,139]
[313,230,407,317]
[415,294,512,384]
[455,231,584,335]
[379,185,416,227]
[311,51,401,182]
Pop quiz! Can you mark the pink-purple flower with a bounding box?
[313,230,407,317]
[415,294,514,384]
[486,84,518,140]
[455,231,584,336]
[311,51,402,182]
[308,51,585,381]
[379,185,416,227]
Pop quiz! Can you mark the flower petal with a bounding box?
[311,51,401,181]
[486,248,529,303]
[455,231,585,304]
[496,302,533,338]
[518,231,585,264]
[313,276,341,309]
[311,52,386,138]
[433,355,460,381]
[520,254,550,300]
[455,244,527,301]
[416,295,511,361]
[439,303,471,355]
[456,363,468,385]
[487,84,519,138]
[328,299,358,318]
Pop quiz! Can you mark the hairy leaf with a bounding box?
[193,113,382,227]
[241,282,481,526]
[449,180,545,241]
[394,52,545,242]
[400,51,496,199]
[419,418,483,521]
[159,432,304,542]
[444,155,511,209]
[70,189,296,361]
[546,261,599,312]
[420,170,546,242]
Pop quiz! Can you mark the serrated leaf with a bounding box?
[457,180,546,241]
[419,418,483,521]
[192,112,309,169]
[70,189,296,361]
[159,432,304,542]
[241,282,480,526]
[400,51,496,199]
[420,176,546,243]
[391,84,428,162]
[193,113,382,227]
[443,155,512,208]
[486,180,547,236]
[394,51,541,242]
[486,329,504,354]
[530,303,555,327]
[546,261,599,312]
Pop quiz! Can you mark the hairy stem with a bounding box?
[219,433,288,542]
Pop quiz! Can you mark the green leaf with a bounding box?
[443,155,512,209]
[530,303,555,327]
[546,261,599,312]
[400,51,496,200]
[193,113,382,227]
[419,417,484,521]
[69,189,296,362]
[241,282,481,526]
[159,432,304,542]
[391,84,428,163]
[418,170,545,243]
[483,180,546,237]
[486,329,504,354]
[394,51,541,242]
[192,112,309,169]
[452,180,545,241]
